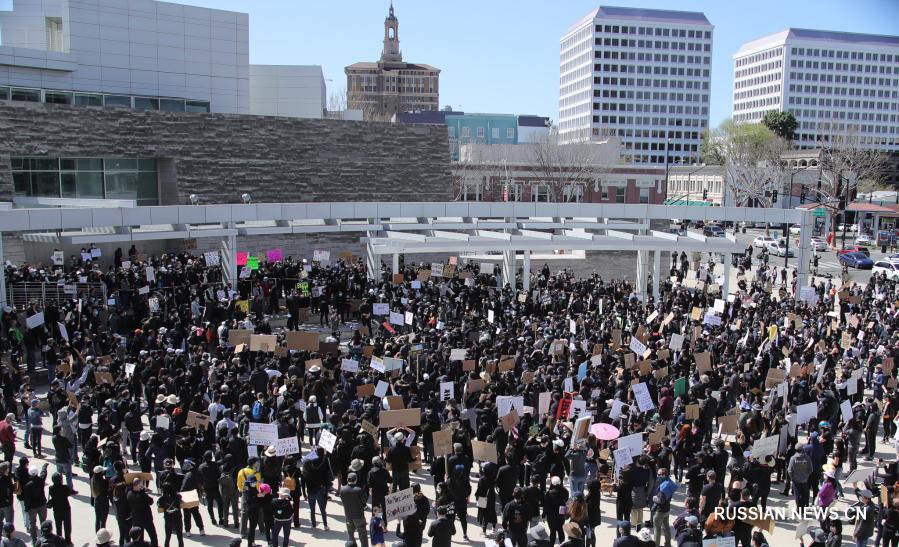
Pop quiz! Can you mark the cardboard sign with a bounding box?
[230,329,253,346]
[304,358,322,370]
[695,352,712,373]
[501,408,520,432]
[286,331,319,351]
[433,428,454,458]
[385,488,417,520]
[378,409,421,428]
[186,411,210,429]
[94,372,113,385]
[462,359,476,372]
[248,423,279,446]
[180,490,200,509]
[250,334,277,352]
[685,404,700,420]
[472,439,498,463]
[499,357,515,372]
[386,396,404,410]
[357,384,376,397]
[467,379,485,393]
[275,436,300,456]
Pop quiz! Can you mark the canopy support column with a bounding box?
[391,253,400,275]
[636,250,647,299]
[652,250,661,300]
[502,250,515,289]
[221,228,237,287]
[722,256,732,296]
[522,250,531,292]
[365,241,378,281]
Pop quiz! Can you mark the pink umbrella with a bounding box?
[590,423,620,441]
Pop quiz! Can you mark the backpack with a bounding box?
[283,473,296,492]
[251,401,264,421]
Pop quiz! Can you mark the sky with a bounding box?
[183,0,898,127]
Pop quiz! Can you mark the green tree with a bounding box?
[761,110,798,142]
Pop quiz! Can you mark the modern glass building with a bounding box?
[11,157,159,206]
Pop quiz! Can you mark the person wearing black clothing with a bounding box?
[46,474,73,545]
[427,506,455,547]
[613,521,641,547]
[123,526,151,547]
[730,489,755,547]
[543,477,570,546]
[178,460,204,536]
[34,520,65,547]
[386,431,412,491]
[90,467,111,532]
[241,477,260,547]
[126,478,158,547]
[502,488,532,547]
[112,475,131,546]
[367,457,391,519]
[446,456,471,540]
[699,471,723,521]
[156,485,183,547]
[400,484,429,547]
[301,448,332,530]
[198,452,222,526]
[496,461,519,509]
[0,462,15,530]
[271,488,293,547]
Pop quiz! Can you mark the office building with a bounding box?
[559,6,713,165]
[0,0,326,117]
[733,28,899,150]
[345,3,440,120]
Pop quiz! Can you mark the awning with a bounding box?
[663,199,712,206]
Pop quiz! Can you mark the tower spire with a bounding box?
[381,1,401,62]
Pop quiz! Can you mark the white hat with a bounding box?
[638,528,653,542]
[96,529,112,544]
[550,476,562,486]
[394,432,405,442]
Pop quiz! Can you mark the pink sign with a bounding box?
[236,252,248,266]
[266,248,283,262]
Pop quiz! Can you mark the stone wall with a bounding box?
[0,101,452,203]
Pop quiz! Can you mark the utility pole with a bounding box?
[839,170,849,249]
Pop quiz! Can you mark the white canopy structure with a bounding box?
[1,201,813,307]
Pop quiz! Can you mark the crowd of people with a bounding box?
[0,243,896,547]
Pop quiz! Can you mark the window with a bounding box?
[461,180,480,201]
[134,97,159,110]
[11,88,40,102]
[44,91,72,104]
[601,186,609,200]
[562,184,584,203]
[639,188,650,204]
[73,93,102,106]
[615,187,626,203]
[491,127,499,139]
[11,157,159,205]
[104,95,131,108]
[185,100,210,113]
[0,87,8,100]
[532,184,550,202]
[160,99,185,112]
[45,17,63,52]
[506,127,514,139]
[461,127,470,138]
[476,127,485,138]
[447,126,455,138]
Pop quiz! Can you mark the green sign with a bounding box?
[246,256,259,271]
[673,377,687,397]
[812,208,826,218]
[296,281,310,297]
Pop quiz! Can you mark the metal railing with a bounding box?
[6,281,107,309]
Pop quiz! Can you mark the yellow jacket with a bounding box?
[236,466,257,492]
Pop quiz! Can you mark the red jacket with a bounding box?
[0,421,15,445]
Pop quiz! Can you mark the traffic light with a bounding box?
[702,189,708,200]
[772,189,778,203]
[800,186,807,204]
[839,196,846,210]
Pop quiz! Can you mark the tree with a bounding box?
[530,128,608,202]
[761,110,798,142]
[703,119,790,208]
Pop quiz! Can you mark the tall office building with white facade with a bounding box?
[733,28,899,151]
[559,6,713,165]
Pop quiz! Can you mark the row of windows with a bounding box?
[790,60,898,74]
[596,25,711,40]
[733,96,780,111]
[787,96,899,111]
[597,91,707,102]
[597,60,710,75]
[597,114,709,126]
[734,60,783,79]
[448,126,516,139]
[459,181,650,204]
[597,74,710,86]
[734,47,784,68]
[624,154,697,165]
[11,157,159,205]
[597,102,707,113]
[734,85,782,101]
[789,72,897,86]
[596,38,711,52]
[788,85,899,99]
[734,72,782,90]
[794,132,897,147]
[623,140,700,151]
[0,87,210,112]
[597,38,711,52]
[791,48,896,63]
[668,179,724,195]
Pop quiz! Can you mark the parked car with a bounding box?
[765,239,794,257]
[789,225,802,234]
[837,223,859,233]
[753,235,776,248]
[810,237,829,252]
[837,245,871,257]
[839,252,874,269]
[873,260,899,279]
[855,233,874,246]
[703,225,726,237]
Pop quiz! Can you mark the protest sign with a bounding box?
[385,488,417,520]
[248,423,278,446]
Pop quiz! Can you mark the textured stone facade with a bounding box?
[0,101,452,204]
